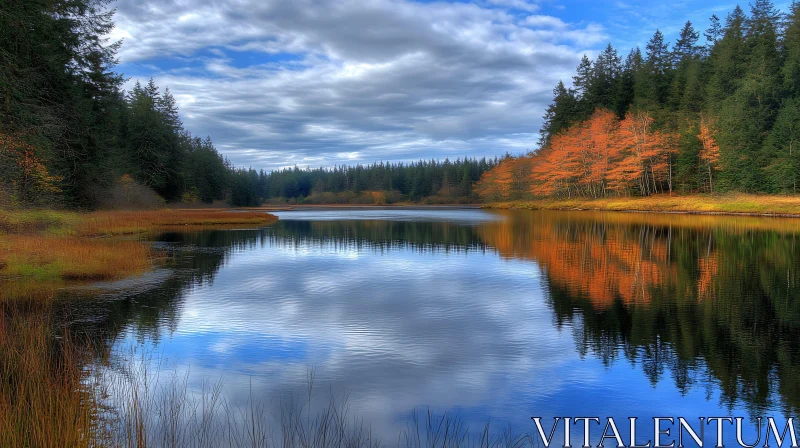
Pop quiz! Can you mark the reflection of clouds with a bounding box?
[132,233,577,438]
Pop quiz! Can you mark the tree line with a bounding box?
[477,1,800,201]
[241,158,496,205]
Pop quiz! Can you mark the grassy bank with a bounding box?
[484,193,800,216]
[0,209,278,289]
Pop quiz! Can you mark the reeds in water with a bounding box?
[0,317,541,448]
[0,310,98,447]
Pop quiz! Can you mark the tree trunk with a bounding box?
[708,165,713,194]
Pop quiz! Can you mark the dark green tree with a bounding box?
[539,81,578,146]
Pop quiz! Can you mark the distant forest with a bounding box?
[477,1,800,201]
[244,158,496,205]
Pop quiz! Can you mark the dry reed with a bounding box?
[77,209,278,237]
[0,209,278,286]
[0,310,98,448]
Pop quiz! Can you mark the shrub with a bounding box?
[96,175,166,210]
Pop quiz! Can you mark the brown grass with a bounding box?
[0,209,278,294]
[77,209,278,237]
[0,311,98,448]
[1,236,152,281]
[485,193,800,217]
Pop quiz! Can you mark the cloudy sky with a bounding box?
[110,0,746,171]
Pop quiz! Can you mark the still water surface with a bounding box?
[63,208,800,443]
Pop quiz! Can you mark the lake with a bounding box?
[56,207,800,445]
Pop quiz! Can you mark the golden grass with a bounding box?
[76,209,278,237]
[0,209,81,235]
[485,193,800,216]
[0,209,278,290]
[1,235,152,281]
[0,311,98,448]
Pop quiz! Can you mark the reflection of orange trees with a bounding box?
[478,210,800,414]
[476,211,728,309]
[696,253,718,300]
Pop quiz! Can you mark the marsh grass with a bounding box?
[2,235,153,281]
[76,210,278,237]
[0,209,81,235]
[0,209,277,286]
[487,193,800,216]
[0,309,99,448]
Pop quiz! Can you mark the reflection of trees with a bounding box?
[56,228,269,346]
[478,210,800,415]
[266,220,491,254]
[42,212,800,418]
[57,220,492,347]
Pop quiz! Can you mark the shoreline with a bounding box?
[240,194,800,218]
[242,204,482,211]
[0,209,279,299]
[481,194,800,218]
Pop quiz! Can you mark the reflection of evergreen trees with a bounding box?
[56,228,269,345]
[522,214,800,415]
[58,220,493,347]
[267,220,492,254]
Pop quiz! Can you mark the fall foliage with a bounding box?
[698,115,722,193]
[476,109,680,201]
[0,132,62,205]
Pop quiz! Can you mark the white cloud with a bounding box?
[112,0,605,170]
[523,14,568,29]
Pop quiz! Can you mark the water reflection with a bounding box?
[479,210,800,416]
[56,209,800,442]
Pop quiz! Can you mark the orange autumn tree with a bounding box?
[0,132,62,205]
[698,115,721,194]
[475,108,681,201]
[531,131,580,197]
[613,111,676,195]
[530,109,619,198]
[581,109,618,197]
[474,155,533,201]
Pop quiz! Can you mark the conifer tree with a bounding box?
[539,81,578,146]
[641,30,672,109]
[591,44,623,111]
[705,14,723,49]
[573,55,595,119]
